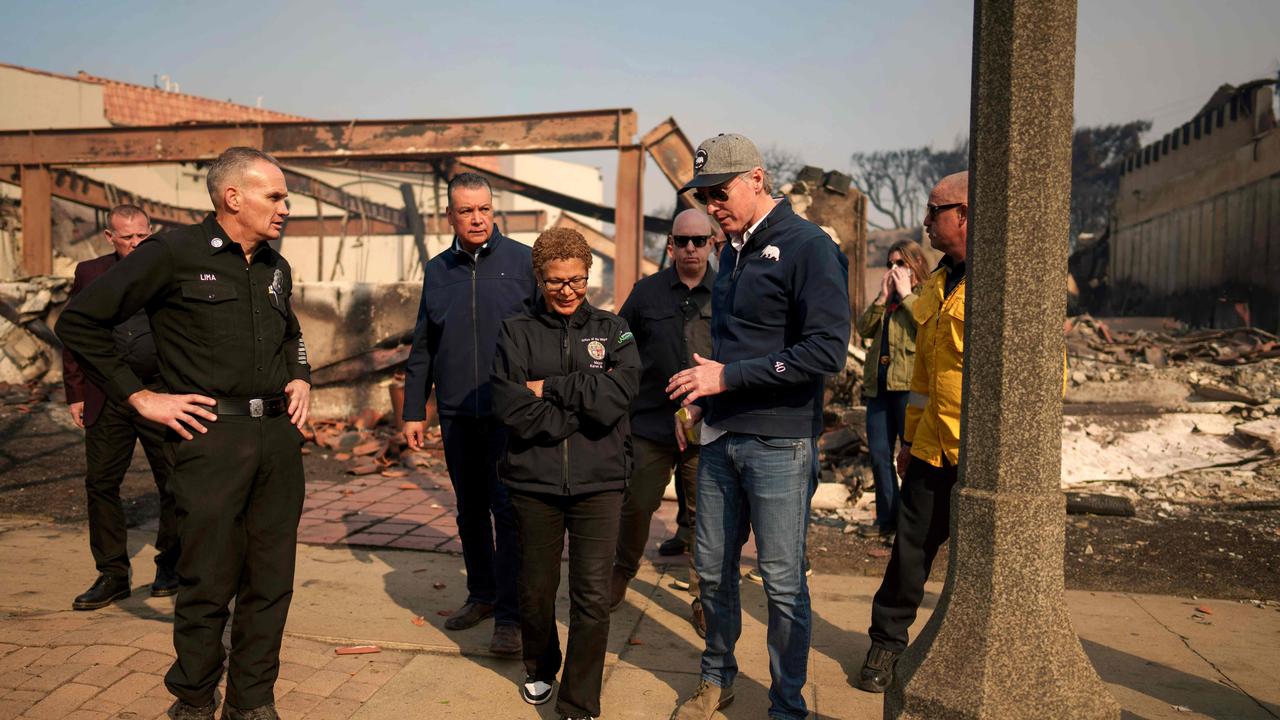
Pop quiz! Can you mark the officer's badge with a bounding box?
[268,268,285,309]
[587,340,606,361]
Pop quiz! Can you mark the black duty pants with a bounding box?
[615,436,699,589]
[84,396,179,578]
[162,413,304,710]
[440,416,520,626]
[512,489,621,719]
[867,457,958,653]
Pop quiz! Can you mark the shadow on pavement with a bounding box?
[1082,637,1280,720]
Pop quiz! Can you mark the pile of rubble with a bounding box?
[1066,314,1280,369]
[0,380,52,411]
[0,277,69,385]
[1062,315,1280,512]
[303,411,447,479]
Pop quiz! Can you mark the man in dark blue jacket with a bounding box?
[402,173,536,656]
[668,134,851,720]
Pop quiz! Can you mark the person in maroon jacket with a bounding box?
[63,204,180,610]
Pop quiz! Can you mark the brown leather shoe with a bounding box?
[489,623,521,656]
[443,601,494,631]
[608,565,629,612]
[671,679,733,719]
[689,598,706,639]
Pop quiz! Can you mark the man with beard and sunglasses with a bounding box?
[609,208,717,637]
[667,134,850,720]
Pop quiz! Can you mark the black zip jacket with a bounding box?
[618,265,714,444]
[491,298,641,496]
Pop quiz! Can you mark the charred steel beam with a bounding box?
[613,146,645,306]
[553,212,658,275]
[281,210,546,238]
[640,118,704,212]
[279,158,671,234]
[1,164,206,227]
[448,160,670,235]
[279,168,407,229]
[19,166,52,276]
[0,109,638,166]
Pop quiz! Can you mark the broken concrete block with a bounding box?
[810,482,851,511]
[1192,415,1236,436]
[1235,418,1280,452]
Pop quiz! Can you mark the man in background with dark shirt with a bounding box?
[57,147,311,720]
[63,204,180,610]
[610,209,715,637]
[402,173,536,656]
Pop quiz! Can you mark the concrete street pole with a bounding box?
[885,1,1120,717]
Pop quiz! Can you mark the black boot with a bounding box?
[221,702,279,719]
[73,574,130,611]
[168,699,216,719]
[151,565,179,597]
[856,646,901,693]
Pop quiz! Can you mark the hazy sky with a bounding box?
[3,0,1277,213]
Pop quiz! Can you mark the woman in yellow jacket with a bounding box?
[855,240,929,543]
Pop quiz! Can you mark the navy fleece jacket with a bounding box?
[403,228,537,420]
[704,199,851,438]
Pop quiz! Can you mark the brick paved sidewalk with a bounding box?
[294,468,749,565]
[0,610,412,720]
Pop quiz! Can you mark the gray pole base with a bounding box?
[885,488,1120,719]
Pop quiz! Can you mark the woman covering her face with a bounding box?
[490,227,641,720]
[854,239,928,544]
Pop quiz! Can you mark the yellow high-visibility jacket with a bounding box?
[904,266,964,468]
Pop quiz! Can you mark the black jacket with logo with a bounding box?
[491,298,640,496]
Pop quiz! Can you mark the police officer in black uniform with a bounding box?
[57,147,311,720]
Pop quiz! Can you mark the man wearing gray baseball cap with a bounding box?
[667,134,851,720]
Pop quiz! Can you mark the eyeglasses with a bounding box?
[541,276,588,292]
[886,259,906,269]
[926,202,963,218]
[671,235,710,248]
[693,175,745,205]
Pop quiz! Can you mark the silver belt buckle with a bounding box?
[249,398,264,418]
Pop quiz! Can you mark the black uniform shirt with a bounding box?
[618,265,715,444]
[57,213,311,403]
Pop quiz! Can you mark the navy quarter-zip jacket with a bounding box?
[403,228,537,421]
[704,199,852,438]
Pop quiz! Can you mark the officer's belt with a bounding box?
[214,394,288,418]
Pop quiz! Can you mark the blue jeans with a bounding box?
[695,432,818,720]
[865,390,909,530]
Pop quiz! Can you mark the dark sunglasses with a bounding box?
[926,202,963,218]
[692,175,744,205]
[672,235,710,248]
[887,259,906,269]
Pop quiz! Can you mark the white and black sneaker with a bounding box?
[520,676,553,705]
